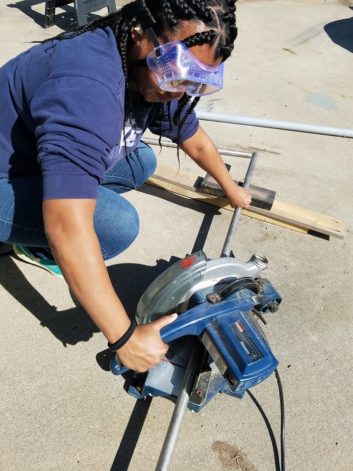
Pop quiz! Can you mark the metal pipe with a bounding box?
[221,152,258,258]
[155,345,201,471]
[196,111,353,139]
[142,137,252,158]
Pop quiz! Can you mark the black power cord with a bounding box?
[246,368,285,471]
[275,369,285,471]
[246,389,281,471]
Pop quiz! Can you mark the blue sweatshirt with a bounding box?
[0,28,198,199]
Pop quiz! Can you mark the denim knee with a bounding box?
[135,142,158,183]
[94,187,140,260]
[0,177,48,246]
[103,141,157,194]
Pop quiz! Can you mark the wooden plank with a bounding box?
[152,163,198,188]
[147,165,345,239]
[147,175,308,235]
[241,211,309,235]
[251,200,343,238]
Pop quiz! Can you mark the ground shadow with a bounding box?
[138,184,222,256]
[324,7,353,53]
[7,0,101,30]
[0,255,180,347]
[110,396,153,471]
[0,255,99,345]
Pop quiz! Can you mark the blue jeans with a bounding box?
[0,142,157,260]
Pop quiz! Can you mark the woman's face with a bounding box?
[128,21,221,103]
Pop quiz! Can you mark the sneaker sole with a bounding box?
[13,244,64,278]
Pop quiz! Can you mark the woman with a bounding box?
[0,0,251,372]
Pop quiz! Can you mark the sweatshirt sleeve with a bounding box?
[30,75,123,199]
[148,99,199,144]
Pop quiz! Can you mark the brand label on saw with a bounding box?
[232,321,263,362]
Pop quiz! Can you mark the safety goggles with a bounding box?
[145,29,224,97]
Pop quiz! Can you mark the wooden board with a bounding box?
[147,164,345,239]
[250,200,344,239]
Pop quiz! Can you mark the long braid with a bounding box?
[174,96,200,131]
[173,94,191,127]
[137,0,156,26]
[183,29,217,48]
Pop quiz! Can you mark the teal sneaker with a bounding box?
[13,244,63,278]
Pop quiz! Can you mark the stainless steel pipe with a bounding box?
[196,111,353,139]
[143,137,252,158]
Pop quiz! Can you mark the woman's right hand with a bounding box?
[116,314,178,372]
[226,185,252,209]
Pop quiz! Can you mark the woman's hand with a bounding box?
[181,128,252,210]
[116,314,178,372]
[227,185,252,209]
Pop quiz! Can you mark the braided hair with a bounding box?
[51,0,238,147]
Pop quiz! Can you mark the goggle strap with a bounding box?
[146,28,162,57]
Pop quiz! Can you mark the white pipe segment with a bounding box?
[196,111,353,139]
[142,137,252,158]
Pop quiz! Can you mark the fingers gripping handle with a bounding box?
[110,317,181,376]
[110,327,172,376]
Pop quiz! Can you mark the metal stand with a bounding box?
[44,0,72,27]
[44,0,116,27]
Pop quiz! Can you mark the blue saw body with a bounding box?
[111,251,281,411]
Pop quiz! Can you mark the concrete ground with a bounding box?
[1,0,353,470]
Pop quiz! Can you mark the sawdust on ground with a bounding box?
[212,440,257,470]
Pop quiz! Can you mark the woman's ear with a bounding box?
[131,24,145,42]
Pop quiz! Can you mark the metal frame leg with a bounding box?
[44,0,56,27]
[74,0,87,26]
[107,0,117,14]
[74,0,117,26]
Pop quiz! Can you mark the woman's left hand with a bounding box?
[227,185,252,209]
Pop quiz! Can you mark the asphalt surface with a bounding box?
[1,1,353,470]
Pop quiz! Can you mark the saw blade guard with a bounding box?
[136,250,268,324]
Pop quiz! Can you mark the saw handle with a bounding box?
[110,321,177,376]
[110,358,129,376]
